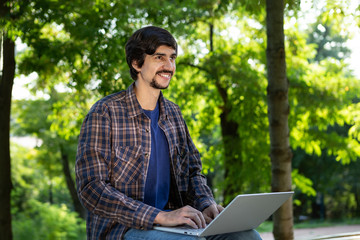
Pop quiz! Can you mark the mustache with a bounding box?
[156,70,173,76]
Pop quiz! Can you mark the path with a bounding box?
[259,225,360,240]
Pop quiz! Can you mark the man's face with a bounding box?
[134,45,177,89]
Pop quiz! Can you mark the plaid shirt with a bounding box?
[75,83,215,239]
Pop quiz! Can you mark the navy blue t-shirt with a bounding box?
[143,102,170,210]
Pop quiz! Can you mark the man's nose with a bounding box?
[163,58,175,70]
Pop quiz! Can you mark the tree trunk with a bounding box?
[59,143,86,219]
[209,23,243,204]
[265,0,294,239]
[0,31,15,240]
[219,104,242,204]
[353,184,360,217]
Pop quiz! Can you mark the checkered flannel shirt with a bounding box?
[75,83,215,239]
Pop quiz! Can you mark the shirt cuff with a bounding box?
[131,204,161,230]
[196,198,217,212]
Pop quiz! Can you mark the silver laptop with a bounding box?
[153,191,293,237]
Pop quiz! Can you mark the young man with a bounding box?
[75,26,261,240]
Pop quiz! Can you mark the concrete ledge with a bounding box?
[259,225,360,240]
[313,232,360,240]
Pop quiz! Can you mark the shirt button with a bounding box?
[145,153,149,157]
[145,128,149,133]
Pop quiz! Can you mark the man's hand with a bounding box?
[154,205,206,229]
[202,204,224,224]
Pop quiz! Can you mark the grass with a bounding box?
[256,218,360,233]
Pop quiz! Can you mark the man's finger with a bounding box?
[184,218,198,229]
[217,205,224,212]
[198,210,206,228]
[186,209,206,228]
[203,214,212,224]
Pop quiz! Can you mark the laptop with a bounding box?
[153,191,293,237]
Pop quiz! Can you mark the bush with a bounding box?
[13,200,86,240]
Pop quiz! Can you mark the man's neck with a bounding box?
[134,80,160,111]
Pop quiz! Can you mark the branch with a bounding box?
[177,61,210,74]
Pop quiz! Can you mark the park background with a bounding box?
[1,0,360,239]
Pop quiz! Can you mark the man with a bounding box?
[75,26,261,240]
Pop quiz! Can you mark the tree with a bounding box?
[0,32,15,240]
[11,93,89,219]
[290,2,360,220]
[12,0,272,205]
[162,1,272,202]
[307,4,352,62]
[0,0,15,239]
[266,0,293,239]
[1,0,108,230]
[4,1,360,239]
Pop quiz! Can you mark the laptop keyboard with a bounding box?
[176,225,205,233]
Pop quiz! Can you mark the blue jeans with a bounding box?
[124,229,262,240]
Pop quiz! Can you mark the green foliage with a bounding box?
[6,0,360,228]
[11,142,68,212]
[293,145,360,219]
[166,19,272,203]
[11,143,39,214]
[13,200,86,240]
[11,99,51,136]
[286,22,360,164]
[12,98,65,178]
[307,4,352,62]
[292,170,316,202]
[47,89,93,141]
[284,5,360,218]
[10,142,86,240]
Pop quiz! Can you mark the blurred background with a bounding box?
[1,0,360,239]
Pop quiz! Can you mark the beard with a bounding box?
[150,70,173,89]
[150,78,170,89]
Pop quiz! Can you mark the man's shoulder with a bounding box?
[101,90,127,104]
[163,98,182,116]
[90,90,127,113]
[163,97,180,109]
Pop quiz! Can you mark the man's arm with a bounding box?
[183,119,217,211]
[75,107,160,230]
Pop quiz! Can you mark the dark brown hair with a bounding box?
[125,26,177,80]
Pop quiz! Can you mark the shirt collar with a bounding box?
[126,82,169,121]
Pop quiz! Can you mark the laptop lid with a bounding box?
[201,191,293,236]
[154,191,294,237]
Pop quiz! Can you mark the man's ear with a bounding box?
[132,60,141,72]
